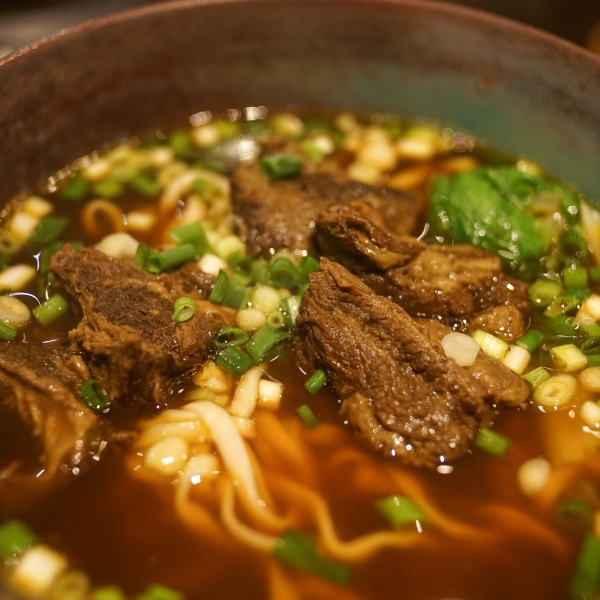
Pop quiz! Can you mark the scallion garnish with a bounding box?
[271,256,299,289]
[135,242,151,268]
[128,173,161,198]
[298,255,320,284]
[474,428,511,458]
[0,321,17,342]
[0,520,37,560]
[172,297,196,323]
[79,378,110,412]
[250,259,272,285]
[260,153,303,180]
[216,346,254,377]
[61,175,89,201]
[272,529,351,586]
[267,310,285,328]
[209,270,228,303]
[516,329,545,353]
[91,586,127,600]
[281,295,301,328]
[296,404,319,429]
[92,179,124,199]
[563,266,589,290]
[548,315,578,337]
[169,221,212,256]
[168,130,194,159]
[214,325,249,348]
[375,495,428,528]
[588,355,600,367]
[301,140,325,164]
[522,367,550,389]
[33,293,69,326]
[304,369,327,394]
[528,277,563,308]
[146,244,197,275]
[569,533,600,597]
[245,326,290,363]
[28,216,69,245]
[582,324,600,339]
[554,498,594,529]
[136,584,184,600]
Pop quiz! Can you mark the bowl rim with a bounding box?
[2,0,600,72]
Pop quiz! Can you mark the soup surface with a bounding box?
[0,109,599,600]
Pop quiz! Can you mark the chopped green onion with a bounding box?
[229,271,252,287]
[39,241,65,275]
[92,586,127,600]
[271,256,299,289]
[250,259,272,285]
[301,140,324,164]
[267,310,285,328]
[516,330,545,353]
[263,345,286,363]
[214,326,249,348]
[128,173,161,198]
[79,378,110,412]
[281,295,301,328]
[522,367,550,389]
[590,267,600,283]
[226,250,249,269]
[28,216,69,245]
[554,498,594,529]
[582,324,600,339]
[548,315,578,337]
[375,495,428,528]
[168,129,194,159]
[169,221,212,256]
[146,244,197,275]
[135,242,151,268]
[33,293,69,326]
[588,355,600,367]
[246,326,290,363]
[260,153,303,180]
[209,270,228,303]
[528,278,563,308]
[136,584,184,600]
[474,428,511,458]
[550,344,588,372]
[569,533,600,597]
[61,175,89,201]
[0,520,37,560]
[304,369,328,394]
[172,297,196,322]
[563,266,589,290]
[544,292,586,318]
[273,529,351,586]
[221,279,252,310]
[0,321,17,342]
[191,178,222,200]
[472,329,509,360]
[296,404,319,429]
[92,179,124,199]
[216,347,254,377]
[299,255,320,284]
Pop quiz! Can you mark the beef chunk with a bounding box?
[295,258,490,467]
[0,344,101,478]
[416,318,530,408]
[231,160,418,258]
[50,246,225,403]
[316,204,529,323]
[470,305,527,343]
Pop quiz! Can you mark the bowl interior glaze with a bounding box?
[1,0,600,203]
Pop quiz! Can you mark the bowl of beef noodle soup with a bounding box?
[2,1,600,599]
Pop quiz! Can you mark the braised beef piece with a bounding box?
[470,305,527,343]
[158,262,216,299]
[0,344,102,478]
[295,258,491,467]
[50,246,225,403]
[231,159,418,258]
[316,204,529,324]
[417,318,529,408]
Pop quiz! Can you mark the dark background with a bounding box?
[1,0,600,58]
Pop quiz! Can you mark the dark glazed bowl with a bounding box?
[1,0,600,206]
